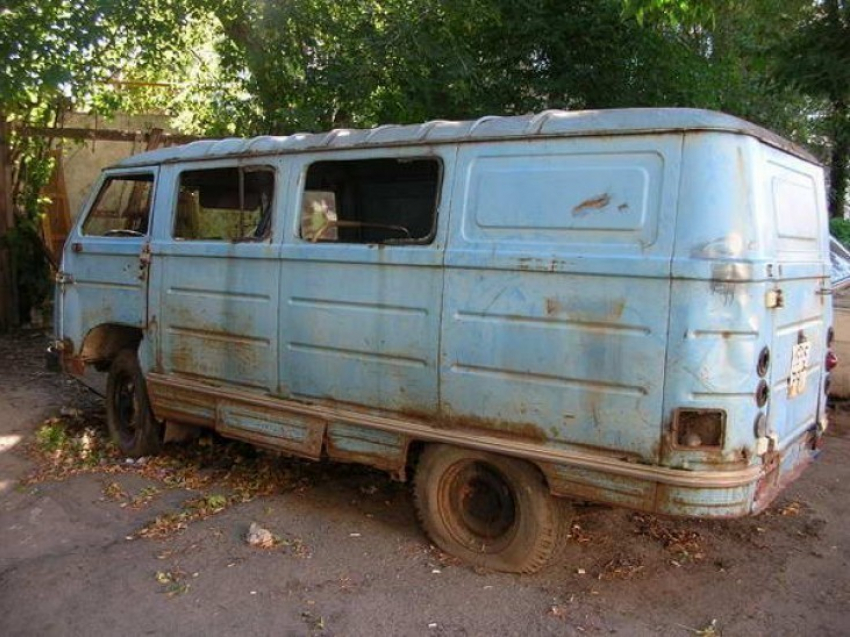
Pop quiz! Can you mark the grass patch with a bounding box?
[28,414,117,480]
[25,407,310,538]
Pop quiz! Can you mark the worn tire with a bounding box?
[414,444,572,573]
[106,349,162,457]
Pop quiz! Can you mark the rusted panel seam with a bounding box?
[147,373,762,489]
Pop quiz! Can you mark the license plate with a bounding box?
[788,341,812,398]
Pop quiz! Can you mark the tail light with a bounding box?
[673,409,725,449]
[753,412,767,438]
[825,326,836,395]
[826,351,838,372]
[755,380,770,407]
[757,346,770,377]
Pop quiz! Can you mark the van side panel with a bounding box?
[441,136,683,461]
[146,161,282,397]
[276,150,454,419]
[152,249,281,392]
[277,252,443,412]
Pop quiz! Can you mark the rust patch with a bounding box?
[539,462,656,510]
[432,411,549,443]
[324,436,409,478]
[753,455,812,514]
[63,351,86,376]
[397,406,549,443]
[572,193,611,215]
[753,446,781,503]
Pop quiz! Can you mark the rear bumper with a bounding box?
[751,425,821,515]
[542,425,821,518]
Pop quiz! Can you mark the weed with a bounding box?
[34,421,68,453]
[155,569,190,597]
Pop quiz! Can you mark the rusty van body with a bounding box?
[52,109,834,572]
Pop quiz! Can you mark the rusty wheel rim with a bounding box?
[440,460,518,553]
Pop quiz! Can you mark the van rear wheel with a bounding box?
[106,349,162,457]
[414,444,572,573]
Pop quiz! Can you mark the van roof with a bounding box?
[115,108,818,168]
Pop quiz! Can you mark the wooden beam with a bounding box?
[12,124,206,146]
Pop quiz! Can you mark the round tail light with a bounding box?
[756,380,770,407]
[826,351,838,372]
[757,346,770,377]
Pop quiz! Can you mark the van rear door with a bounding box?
[761,147,830,449]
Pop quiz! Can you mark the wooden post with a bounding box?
[0,115,17,332]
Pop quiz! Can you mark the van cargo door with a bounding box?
[762,148,830,446]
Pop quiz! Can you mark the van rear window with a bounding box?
[300,158,440,244]
[174,167,274,241]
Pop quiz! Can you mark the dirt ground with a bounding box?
[1,332,848,637]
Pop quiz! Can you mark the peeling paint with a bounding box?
[572,193,611,215]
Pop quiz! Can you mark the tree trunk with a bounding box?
[829,100,849,219]
[0,116,18,332]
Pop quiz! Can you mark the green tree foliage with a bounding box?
[189,0,846,222]
[192,0,715,134]
[773,0,850,218]
[625,0,849,217]
[2,0,848,219]
[0,0,198,321]
[0,0,199,118]
[830,217,850,247]
[5,0,849,320]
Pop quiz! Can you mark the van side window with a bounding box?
[174,167,274,241]
[81,174,154,237]
[300,158,440,244]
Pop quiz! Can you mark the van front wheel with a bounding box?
[106,349,162,457]
[414,445,571,573]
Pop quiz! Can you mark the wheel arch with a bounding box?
[411,440,559,493]
[80,323,144,370]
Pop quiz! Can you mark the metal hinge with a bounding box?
[55,271,74,285]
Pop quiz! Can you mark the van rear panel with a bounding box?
[662,133,830,515]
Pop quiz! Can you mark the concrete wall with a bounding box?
[59,113,176,218]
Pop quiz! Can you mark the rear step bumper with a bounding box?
[751,425,821,515]
[543,425,821,519]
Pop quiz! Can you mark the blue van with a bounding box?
[52,109,834,572]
